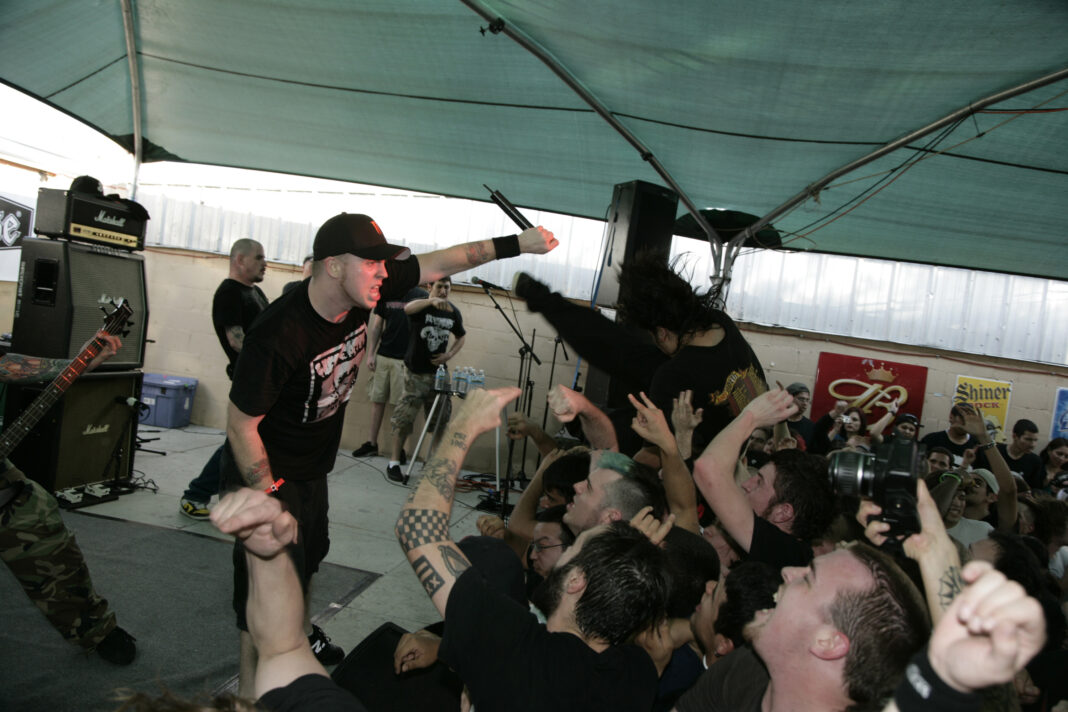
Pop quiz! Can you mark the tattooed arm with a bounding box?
[227,401,275,490]
[396,387,522,616]
[0,332,121,383]
[415,227,558,283]
[858,478,962,624]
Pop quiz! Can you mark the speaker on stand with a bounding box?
[583,180,679,412]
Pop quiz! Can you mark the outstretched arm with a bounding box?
[629,392,700,535]
[547,384,618,451]
[416,227,558,283]
[396,387,522,616]
[692,389,798,552]
[959,404,1017,532]
[0,332,121,383]
[212,488,326,699]
[506,412,558,456]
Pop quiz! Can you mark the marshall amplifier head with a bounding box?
[34,183,148,251]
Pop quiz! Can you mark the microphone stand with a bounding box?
[477,282,539,518]
[537,335,570,469]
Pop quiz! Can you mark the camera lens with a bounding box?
[827,450,876,497]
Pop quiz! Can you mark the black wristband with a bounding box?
[492,234,521,260]
[893,648,981,712]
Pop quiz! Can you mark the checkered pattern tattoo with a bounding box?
[397,509,449,552]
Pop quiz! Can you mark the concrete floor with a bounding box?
[82,422,502,692]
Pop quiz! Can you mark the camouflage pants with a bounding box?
[0,466,116,649]
[390,368,452,437]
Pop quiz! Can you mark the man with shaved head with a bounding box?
[179,238,269,521]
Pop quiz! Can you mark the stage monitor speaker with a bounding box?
[593,179,679,308]
[11,237,148,370]
[2,371,143,492]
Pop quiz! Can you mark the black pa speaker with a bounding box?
[2,371,143,492]
[11,237,148,370]
[593,180,679,308]
[584,180,678,416]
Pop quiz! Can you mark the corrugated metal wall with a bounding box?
[138,187,1068,367]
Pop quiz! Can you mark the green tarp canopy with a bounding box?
[2,0,1066,279]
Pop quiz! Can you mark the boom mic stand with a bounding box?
[476,281,539,518]
[537,335,570,469]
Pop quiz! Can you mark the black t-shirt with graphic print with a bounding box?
[404,302,465,375]
[229,257,420,480]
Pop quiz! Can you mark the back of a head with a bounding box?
[570,521,670,647]
[768,449,834,541]
[714,560,779,648]
[542,450,592,504]
[831,544,930,712]
[662,527,720,619]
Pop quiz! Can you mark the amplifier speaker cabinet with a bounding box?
[2,371,142,492]
[593,180,679,308]
[11,237,148,370]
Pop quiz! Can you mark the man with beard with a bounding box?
[396,387,671,712]
[693,388,834,569]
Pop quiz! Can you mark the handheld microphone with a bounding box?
[471,276,509,292]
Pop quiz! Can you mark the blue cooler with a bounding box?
[140,373,199,428]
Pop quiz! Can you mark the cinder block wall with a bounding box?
[2,246,1066,477]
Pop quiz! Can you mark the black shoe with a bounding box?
[351,441,378,457]
[308,624,344,666]
[386,464,407,484]
[95,626,137,665]
[512,272,551,310]
[399,448,407,466]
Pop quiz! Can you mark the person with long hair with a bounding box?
[1038,437,1068,493]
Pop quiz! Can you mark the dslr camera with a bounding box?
[828,435,925,543]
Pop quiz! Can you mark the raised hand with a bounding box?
[517,226,559,254]
[628,391,675,451]
[211,488,298,559]
[629,505,675,547]
[506,412,533,441]
[547,384,584,423]
[671,389,704,435]
[742,388,798,429]
[452,387,522,437]
[927,561,1046,692]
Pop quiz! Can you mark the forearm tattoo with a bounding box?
[419,456,458,501]
[439,545,471,578]
[0,354,67,383]
[397,509,450,552]
[412,555,445,597]
[464,241,491,266]
[448,431,467,450]
[243,457,273,489]
[936,565,965,611]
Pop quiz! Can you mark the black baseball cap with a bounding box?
[313,213,410,261]
[896,413,921,427]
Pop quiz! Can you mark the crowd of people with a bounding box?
[2,213,1065,712]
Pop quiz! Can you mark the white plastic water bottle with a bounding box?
[434,364,447,391]
[456,367,468,395]
[474,369,486,389]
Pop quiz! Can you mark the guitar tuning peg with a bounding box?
[121,329,131,337]
[99,305,107,313]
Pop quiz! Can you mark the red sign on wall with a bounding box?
[811,353,929,434]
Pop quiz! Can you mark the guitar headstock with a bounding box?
[99,298,134,335]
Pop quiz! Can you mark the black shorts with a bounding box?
[220,441,331,630]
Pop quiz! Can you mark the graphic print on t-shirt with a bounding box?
[420,313,456,353]
[710,365,767,416]
[305,325,366,422]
